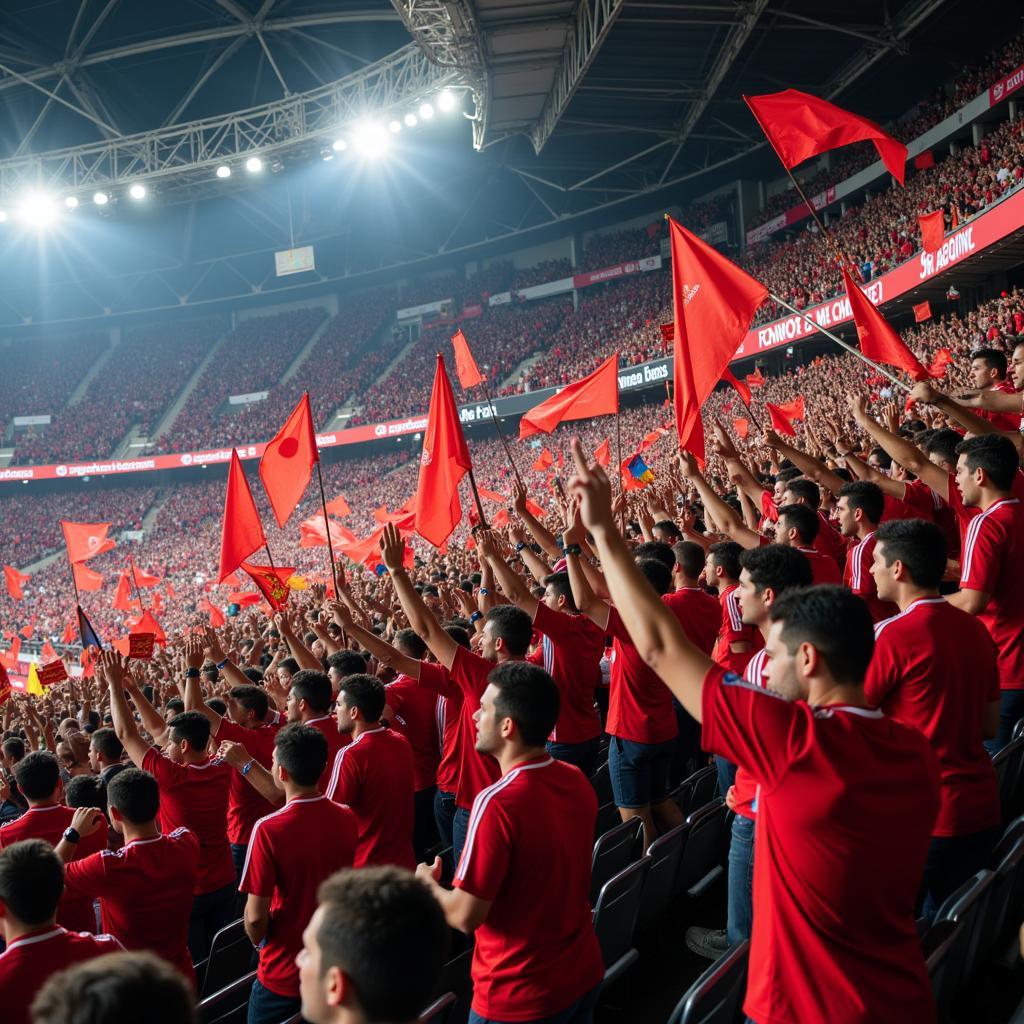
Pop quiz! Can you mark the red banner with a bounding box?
[746,186,835,245]
[38,660,68,686]
[572,256,661,288]
[990,61,1024,107]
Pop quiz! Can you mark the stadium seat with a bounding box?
[436,945,474,1012]
[592,858,650,988]
[677,800,728,901]
[419,992,458,1024]
[993,738,1024,821]
[670,765,719,819]
[981,832,1024,963]
[594,801,622,841]
[665,939,750,1024]
[637,823,689,932]
[590,760,613,806]
[590,817,644,906]
[923,919,962,1024]
[932,870,996,996]
[1012,717,1024,742]
[198,969,257,1024]
[198,918,257,999]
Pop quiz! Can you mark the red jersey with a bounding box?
[664,587,721,654]
[63,827,200,984]
[958,496,1024,690]
[141,747,235,894]
[727,648,770,821]
[214,718,280,845]
[905,479,959,558]
[417,661,460,795]
[455,756,604,1020]
[979,380,1020,431]
[0,804,108,933]
[711,584,762,676]
[386,675,442,791]
[240,794,357,998]
[813,509,847,566]
[530,602,603,744]
[0,927,122,1024]
[326,727,415,868]
[702,664,939,1024]
[797,546,843,585]
[304,714,348,793]
[844,532,898,622]
[866,598,1000,837]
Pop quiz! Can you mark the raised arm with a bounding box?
[569,440,710,722]
[218,740,284,806]
[679,452,763,550]
[910,381,1021,447]
[274,614,322,671]
[327,601,422,679]
[121,671,170,748]
[762,428,846,496]
[512,480,561,560]
[561,512,610,630]
[509,523,553,585]
[100,651,154,768]
[476,530,539,618]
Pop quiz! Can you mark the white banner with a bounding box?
[228,391,269,406]
[274,246,315,277]
[13,415,51,426]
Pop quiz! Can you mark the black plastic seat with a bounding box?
[923,919,961,1024]
[666,939,750,1024]
[590,817,643,906]
[676,799,727,901]
[590,759,613,806]
[933,869,995,997]
[198,969,257,1024]
[637,823,689,932]
[199,918,256,1000]
[593,858,650,988]
[419,992,458,1024]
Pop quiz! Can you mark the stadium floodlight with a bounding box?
[19,192,58,226]
[93,191,109,206]
[65,196,79,209]
[245,156,264,173]
[353,123,389,157]
[129,183,146,200]
[438,90,456,112]
[332,138,347,152]
[419,103,434,120]
[215,165,231,179]
[404,112,417,128]
[389,120,402,133]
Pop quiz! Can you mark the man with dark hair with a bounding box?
[299,867,449,1024]
[286,670,347,790]
[571,439,940,1024]
[632,540,676,572]
[326,651,369,695]
[0,751,107,933]
[476,530,604,777]
[101,650,235,962]
[86,729,124,786]
[0,840,122,1024]
[837,480,897,622]
[418,662,604,1024]
[968,347,1020,431]
[653,519,683,544]
[0,737,27,823]
[236,725,357,1024]
[775,503,842,584]
[30,951,196,1024]
[55,769,199,985]
[708,540,763,676]
[868,518,1001,916]
[326,675,414,869]
[381,523,531,864]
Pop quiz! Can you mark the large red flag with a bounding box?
[744,90,907,185]
[260,392,319,528]
[4,566,29,600]
[721,367,752,406]
[415,354,473,548]
[518,353,619,438]
[240,561,295,612]
[128,559,161,588]
[531,449,554,472]
[841,267,930,381]
[451,329,485,389]
[71,563,103,592]
[61,521,116,563]
[112,571,138,612]
[201,599,225,628]
[766,402,799,437]
[218,449,267,582]
[130,609,167,645]
[918,210,945,253]
[928,347,954,378]
[669,217,768,461]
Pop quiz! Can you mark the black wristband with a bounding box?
[185,668,201,679]
[563,544,583,557]
[63,826,81,844]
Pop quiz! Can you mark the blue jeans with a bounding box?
[984,689,1024,756]
[921,825,1001,921]
[727,813,755,945]
[188,881,237,963]
[715,756,737,801]
[547,737,601,778]
[453,806,471,868]
[434,788,456,850]
[247,978,300,1024]
[469,983,600,1024]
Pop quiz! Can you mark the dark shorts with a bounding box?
[608,735,675,809]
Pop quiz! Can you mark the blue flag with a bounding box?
[76,605,103,650]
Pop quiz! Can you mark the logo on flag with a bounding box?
[420,448,432,467]
[681,284,700,306]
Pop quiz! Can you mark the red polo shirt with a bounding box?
[304,714,349,793]
[213,718,281,846]
[844,532,898,622]
[711,584,762,676]
[386,675,443,790]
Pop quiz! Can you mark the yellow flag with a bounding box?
[25,662,44,696]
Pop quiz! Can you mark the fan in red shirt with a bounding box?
[707,541,763,676]
[837,481,899,622]
[238,724,357,1024]
[325,673,415,870]
[283,670,348,791]
[774,504,843,584]
[568,440,940,1024]
[55,768,200,986]
[0,751,107,934]
[968,347,1021,431]
[0,839,122,1024]
[866,518,1002,918]
[417,662,604,1024]
[101,649,236,964]
[476,529,604,776]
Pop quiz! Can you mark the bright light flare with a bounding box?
[352,123,390,157]
[438,90,456,112]
[215,165,231,179]
[419,103,434,120]
[18,192,58,226]
[129,183,146,200]
[245,156,263,173]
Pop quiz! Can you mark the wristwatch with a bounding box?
[563,544,583,557]
[216,658,229,671]
[241,760,255,777]
[63,826,81,844]
[515,542,526,552]
[185,668,200,679]
[469,611,483,624]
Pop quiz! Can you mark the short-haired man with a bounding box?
[239,725,357,1024]
[707,541,763,676]
[417,662,604,1024]
[87,729,125,788]
[55,768,199,985]
[326,674,415,869]
[285,670,347,790]
[0,751,107,933]
[775,504,842,584]
[837,480,898,622]
[0,840,122,1024]
[968,346,1020,431]
[299,867,449,1024]
[867,518,1001,917]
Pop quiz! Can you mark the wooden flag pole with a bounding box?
[466,465,489,531]
[68,557,80,607]
[126,556,146,611]
[314,459,340,597]
[479,379,524,489]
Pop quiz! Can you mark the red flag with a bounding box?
[451,329,485,389]
[912,301,932,324]
[112,571,137,612]
[477,487,507,503]
[201,599,225,628]
[928,347,954,378]
[721,367,751,406]
[776,396,805,422]
[659,322,675,343]
[126,633,155,660]
[38,660,68,686]
[324,493,351,517]
[219,449,267,582]
[416,354,473,548]
[60,521,116,563]
[72,563,103,593]
[19,624,34,640]
[4,566,29,600]
[744,89,907,185]
[914,150,935,171]
[40,640,57,662]
[766,402,799,436]
[260,393,319,528]
[841,266,930,381]
[129,559,161,588]
[299,514,356,550]
[918,211,945,253]
[745,368,765,389]
[668,216,768,461]
[240,561,295,612]
[594,438,611,467]
[130,609,166,645]
[531,449,554,472]
[61,620,76,645]
[733,418,750,440]
[518,353,619,438]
